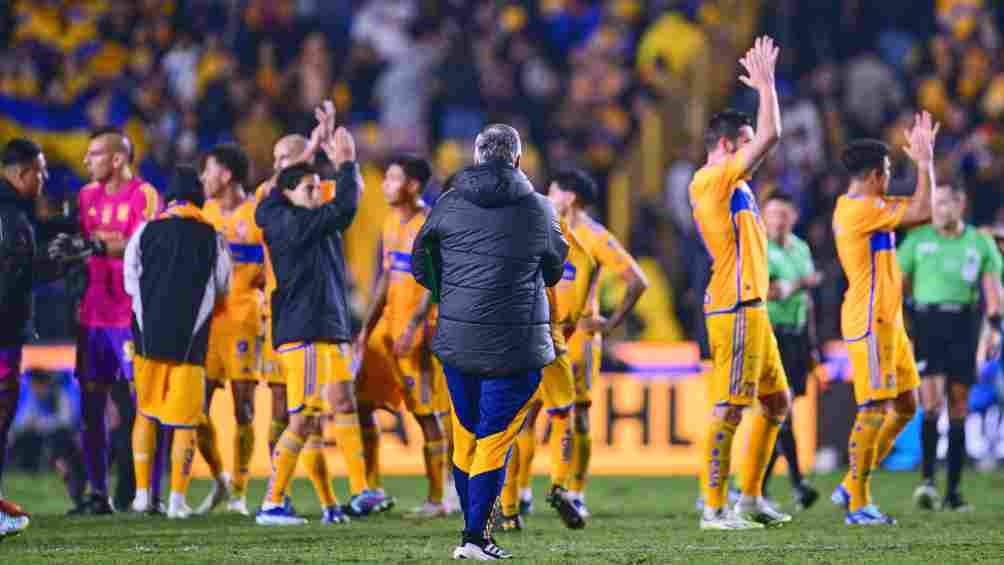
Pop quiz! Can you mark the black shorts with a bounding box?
[912,304,980,386]
[775,326,812,397]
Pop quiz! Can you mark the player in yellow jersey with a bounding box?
[497,215,595,531]
[545,168,648,520]
[355,156,451,518]
[193,144,263,516]
[831,114,939,526]
[690,37,791,530]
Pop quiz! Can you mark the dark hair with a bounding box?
[388,155,432,190]
[765,191,796,206]
[165,165,205,207]
[841,139,890,179]
[205,143,250,186]
[277,163,318,192]
[1,138,42,168]
[704,110,753,151]
[549,168,597,207]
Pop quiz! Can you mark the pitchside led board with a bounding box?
[23,342,818,478]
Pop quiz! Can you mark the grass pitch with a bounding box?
[2,470,1004,563]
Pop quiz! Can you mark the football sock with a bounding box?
[845,410,883,512]
[361,423,382,490]
[777,419,802,486]
[151,428,169,501]
[132,415,158,490]
[170,429,196,496]
[516,425,535,491]
[875,410,914,465]
[267,431,305,505]
[569,430,592,494]
[196,417,225,480]
[921,414,938,482]
[81,387,109,495]
[332,411,368,495]
[500,444,520,516]
[740,412,780,497]
[268,419,287,458]
[701,417,738,510]
[302,434,337,507]
[946,419,965,496]
[424,439,448,504]
[549,412,572,489]
[233,423,254,497]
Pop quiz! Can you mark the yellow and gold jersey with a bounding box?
[382,206,434,339]
[203,196,264,332]
[552,220,597,327]
[569,214,640,321]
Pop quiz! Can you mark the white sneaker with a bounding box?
[196,473,232,515]
[913,482,941,510]
[0,512,29,539]
[405,501,448,519]
[734,496,792,527]
[167,493,193,520]
[131,489,151,513]
[255,504,308,526]
[226,495,250,516]
[452,540,512,560]
[699,508,765,530]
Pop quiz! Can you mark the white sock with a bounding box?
[737,494,761,508]
[261,499,282,511]
[133,489,150,506]
[169,491,187,509]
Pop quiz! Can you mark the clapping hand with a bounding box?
[903,111,940,165]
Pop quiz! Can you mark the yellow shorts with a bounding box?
[540,352,575,412]
[357,328,449,417]
[258,315,283,385]
[568,328,602,406]
[134,355,205,428]
[847,323,920,404]
[277,341,353,415]
[206,324,257,382]
[706,306,788,405]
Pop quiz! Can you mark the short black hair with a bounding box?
[205,143,250,186]
[765,191,796,206]
[1,138,42,168]
[704,109,753,151]
[841,139,890,179]
[165,165,205,208]
[388,155,432,190]
[549,168,597,207]
[277,163,318,192]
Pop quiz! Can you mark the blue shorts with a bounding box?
[76,327,134,383]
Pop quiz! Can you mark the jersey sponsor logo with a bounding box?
[229,243,264,264]
[870,231,895,252]
[117,203,129,222]
[562,261,577,281]
[388,251,412,273]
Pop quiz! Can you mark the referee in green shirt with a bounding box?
[899,184,1003,512]
[761,193,821,510]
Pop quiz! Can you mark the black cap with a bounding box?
[165,165,205,208]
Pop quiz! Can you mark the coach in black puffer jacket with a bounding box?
[412,128,568,377]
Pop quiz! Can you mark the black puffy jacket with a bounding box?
[411,161,568,376]
[0,179,37,347]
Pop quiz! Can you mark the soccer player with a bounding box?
[830,112,939,525]
[760,192,821,510]
[125,165,232,519]
[544,169,648,520]
[690,37,791,530]
[899,184,1002,512]
[497,211,595,531]
[355,155,451,518]
[77,128,161,514]
[194,144,264,516]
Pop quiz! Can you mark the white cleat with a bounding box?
[0,513,29,540]
[131,489,152,513]
[699,508,765,531]
[734,496,792,527]
[167,496,194,520]
[452,540,512,560]
[226,496,250,516]
[405,501,449,520]
[196,473,232,515]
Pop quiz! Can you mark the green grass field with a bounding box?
[2,470,1004,563]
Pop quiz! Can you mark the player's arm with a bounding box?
[213,232,233,300]
[733,36,782,178]
[541,201,569,287]
[394,289,433,356]
[899,111,939,228]
[602,261,649,335]
[358,271,389,348]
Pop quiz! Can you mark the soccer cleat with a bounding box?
[943,492,973,512]
[452,535,513,560]
[166,499,194,520]
[699,508,765,530]
[131,490,152,513]
[344,490,390,517]
[226,495,250,516]
[734,497,792,527]
[830,484,850,510]
[547,486,585,530]
[845,504,897,526]
[494,513,524,533]
[518,489,534,516]
[913,481,941,511]
[86,494,114,516]
[321,505,350,524]
[282,495,298,516]
[0,511,29,541]
[793,482,819,511]
[405,501,448,520]
[256,505,308,526]
[569,495,591,520]
[196,474,232,515]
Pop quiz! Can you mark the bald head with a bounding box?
[274,135,310,172]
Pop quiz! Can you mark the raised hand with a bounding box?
[903,110,940,164]
[323,126,356,167]
[739,36,779,92]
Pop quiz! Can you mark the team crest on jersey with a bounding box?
[117,203,130,222]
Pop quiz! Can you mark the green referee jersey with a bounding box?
[767,234,815,329]
[898,224,1004,305]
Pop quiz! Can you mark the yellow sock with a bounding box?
[132,415,158,491]
[171,429,196,495]
[362,424,382,490]
[500,444,520,516]
[701,417,738,511]
[569,430,592,493]
[267,431,305,505]
[740,412,781,497]
[423,439,448,504]
[196,417,225,479]
[875,411,914,465]
[549,414,572,489]
[846,411,884,512]
[516,426,536,491]
[332,412,368,495]
[302,434,337,507]
[269,419,287,458]
[233,423,255,497]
